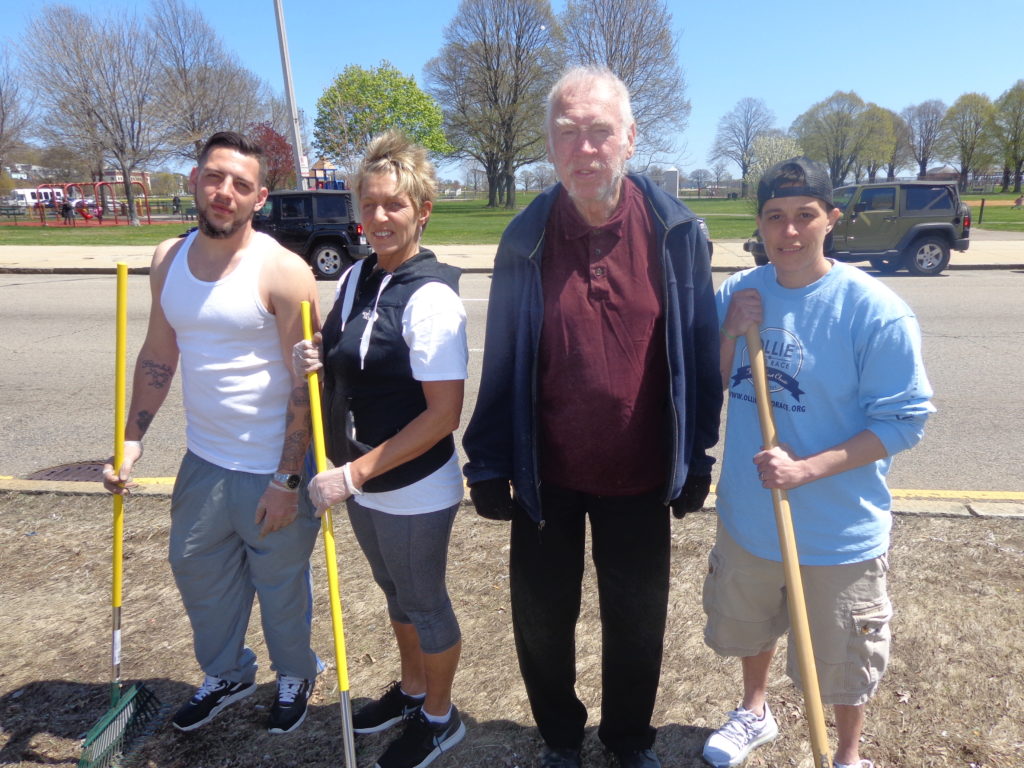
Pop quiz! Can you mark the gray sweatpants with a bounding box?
[169,451,322,682]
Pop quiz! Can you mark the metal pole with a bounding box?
[272,0,308,190]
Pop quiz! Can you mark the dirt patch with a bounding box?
[0,491,1022,767]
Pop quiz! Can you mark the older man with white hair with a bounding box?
[463,68,722,768]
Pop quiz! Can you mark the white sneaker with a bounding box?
[834,761,874,768]
[702,703,779,768]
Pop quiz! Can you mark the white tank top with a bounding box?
[161,231,290,473]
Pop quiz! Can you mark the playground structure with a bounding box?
[305,161,346,190]
[5,181,152,226]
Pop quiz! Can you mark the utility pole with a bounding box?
[272,0,308,190]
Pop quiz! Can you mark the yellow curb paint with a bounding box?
[891,489,1024,501]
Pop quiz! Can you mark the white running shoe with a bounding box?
[702,703,779,768]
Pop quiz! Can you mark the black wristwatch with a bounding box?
[272,472,301,490]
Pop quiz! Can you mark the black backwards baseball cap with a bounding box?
[757,156,835,214]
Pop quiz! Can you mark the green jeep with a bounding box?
[745,181,971,276]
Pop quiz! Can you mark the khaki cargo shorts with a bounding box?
[702,522,892,706]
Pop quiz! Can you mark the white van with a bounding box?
[10,188,65,207]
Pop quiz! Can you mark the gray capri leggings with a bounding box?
[346,498,461,654]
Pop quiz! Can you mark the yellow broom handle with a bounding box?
[745,326,832,768]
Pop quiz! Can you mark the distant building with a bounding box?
[97,168,151,189]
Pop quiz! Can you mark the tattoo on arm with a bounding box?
[141,359,173,389]
[280,385,312,467]
[135,410,154,436]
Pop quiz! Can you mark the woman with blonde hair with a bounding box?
[295,131,467,768]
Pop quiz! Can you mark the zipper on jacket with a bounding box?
[529,239,545,530]
[660,220,684,505]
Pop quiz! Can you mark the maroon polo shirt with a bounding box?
[538,178,670,496]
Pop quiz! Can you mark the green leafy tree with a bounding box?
[993,80,1024,193]
[942,93,997,190]
[791,91,872,185]
[314,61,451,177]
[857,104,898,183]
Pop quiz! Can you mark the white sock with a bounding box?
[401,687,426,701]
[422,704,453,724]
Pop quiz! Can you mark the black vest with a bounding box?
[321,249,461,493]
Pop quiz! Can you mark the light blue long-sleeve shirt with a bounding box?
[716,262,935,565]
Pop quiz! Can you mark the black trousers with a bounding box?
[509,484,671,753]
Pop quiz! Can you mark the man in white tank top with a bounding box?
[102,132,323,735]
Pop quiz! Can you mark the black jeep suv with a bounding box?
[252,189,371,279]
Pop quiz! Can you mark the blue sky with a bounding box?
[7,0,1023,180]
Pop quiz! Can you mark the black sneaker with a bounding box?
[267,675,314,734]
[541,746,582,768]
[374,706,465,768]
[172,675,256,732]
[353,680,423,734]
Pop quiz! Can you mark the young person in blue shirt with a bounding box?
[702,157,935,768]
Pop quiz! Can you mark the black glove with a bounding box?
[670,473,712,519]
[469,478,516,521]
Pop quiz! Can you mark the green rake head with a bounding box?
[78,684,161,768]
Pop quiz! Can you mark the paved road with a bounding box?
[0,270,1021,499]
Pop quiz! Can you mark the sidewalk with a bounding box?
[1,232,1023,274]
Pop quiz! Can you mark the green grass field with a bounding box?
[0,221,187,246]
[2,189,1021,246]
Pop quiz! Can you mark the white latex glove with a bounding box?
[292,333,323,378]
[102,440,143,496]
[308,463,361,515]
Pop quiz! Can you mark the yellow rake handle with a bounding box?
[301,301,356,768]
[745,326,832,768]
[111,263,128,702]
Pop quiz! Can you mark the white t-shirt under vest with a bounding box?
[161,231,290,473]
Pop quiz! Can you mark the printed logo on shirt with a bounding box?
[731,327,806,404]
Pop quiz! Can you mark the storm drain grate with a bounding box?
[26,461,106,482]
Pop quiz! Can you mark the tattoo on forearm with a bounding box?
[141,359,173,389]
[135,410,154,435]
[290,386,310,407]
[282,429,310,467]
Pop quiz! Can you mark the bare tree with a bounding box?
[709,97,773,197]
[902,100,948,179]
[427,0,558,208]
[993,80,1024,193]
[710,160,732,194]
[0,47,32,175]
[559,0,689,165]
[150,0,269,164]
[25,5,168,224]
[690,168,711,196]
[942,93,997,191]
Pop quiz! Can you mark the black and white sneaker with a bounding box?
[353,680,424,734]
[267,675,314,734]
[375,706,465,768]
[172,675,256,732]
